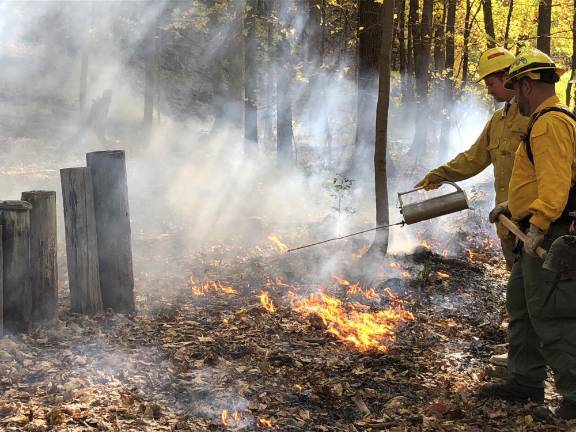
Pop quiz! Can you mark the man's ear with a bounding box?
[521,79,532,95]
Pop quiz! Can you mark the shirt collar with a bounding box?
[532,95,561,118]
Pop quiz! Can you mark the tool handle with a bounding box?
[499,215,546,258]
[398,181,463,208]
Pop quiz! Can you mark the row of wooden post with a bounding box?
[0,150,134,336]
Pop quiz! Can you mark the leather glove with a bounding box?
[523,224,546,257]
[489,201,510,223]
[415,173,445,190]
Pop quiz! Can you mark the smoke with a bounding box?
[0,0,502,291]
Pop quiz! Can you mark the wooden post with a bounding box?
[60,168,102,314]
[0,201,32,334]
[86,151,135,314]
[21,191,58,322]
[0,226,3,336]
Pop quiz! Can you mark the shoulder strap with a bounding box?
[523,107,576,164]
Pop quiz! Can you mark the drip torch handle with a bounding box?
[397,181,463,208]
[498,215,547,259]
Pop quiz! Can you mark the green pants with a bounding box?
[507,224,576,401]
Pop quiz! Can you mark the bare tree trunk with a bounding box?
[263,0,275,152]
[244,0,258,152]
[482,0,496,48]
[438,0,456,163]
[143,34,156,127]
[462,0,472,83]
[349,0,382,174]
[566,0,576,107]
[434,0,446,72]
[405,0,418,102]
[398,0,409,99]
[537,0,552,54]
[371,0,395,255]
[504,0,514,49]
[277,2,294,164]
[409,0,432,159]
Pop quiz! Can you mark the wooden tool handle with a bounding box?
[499,214,546,258]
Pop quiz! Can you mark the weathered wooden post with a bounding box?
[0,201,32,333]
[21,191,58,322]
[87,151,135,314]
[61,168,102,314]
[0,226,3,336]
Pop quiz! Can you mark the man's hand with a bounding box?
[489,201,510,223]
[523,224,546,257]
[415,173,445,190]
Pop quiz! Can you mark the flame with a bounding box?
[466,249,476,260]
[259,291,276,313]
[421,240,431,249]
[352,243,369,260]
[436,271,450,280]
[189,278,237,296]
[268,235,288,253]
[333,276,381,301]
[221,409,240,427]
[291,290,414,352]
[258,418,274,428]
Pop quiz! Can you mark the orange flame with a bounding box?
[436,271,450,280]
[421,240,431,249]
[333,276,381,301]
[291,290,414,352]
[259,291,276,313]
[268,235,288,253]
[189,278,237,296]
[221,409,240,427]
[258,418,274,428]
[352,243,369,260]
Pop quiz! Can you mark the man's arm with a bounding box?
[416,116,493,188]
[528,115,575,230]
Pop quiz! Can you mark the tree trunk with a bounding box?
[0,226,2,336]
[21,191,58,323]
[306,0,330,165]
[61,168,102,315]
[482,0,496,48]
[433,0,446,72]
[244,0,258,152]
[87,151,135,314]
[566,0,576,107]
[371,0,395,255]
[143,34,156,126]
[0,201,32,334]
[410,0,432,159]
[462,0,472,83]
[350,0,382,174]
[537,0,552,54]
[504,0,514,49]
[276,2,294,164]
[445,0,456,74]
[398,0,409,99]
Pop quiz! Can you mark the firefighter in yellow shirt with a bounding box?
[482,49,576,420]
[416,47,529,270]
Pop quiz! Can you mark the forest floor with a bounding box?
[0,205,574,431]
[0,130,574,431]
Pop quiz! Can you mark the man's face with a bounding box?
[514,79,531,116]
[484,74,510,102]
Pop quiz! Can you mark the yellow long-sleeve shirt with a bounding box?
[430,100,529,237]
[509,95,576,231]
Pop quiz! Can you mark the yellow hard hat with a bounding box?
[477,47,515,81]
[504,48,565,89]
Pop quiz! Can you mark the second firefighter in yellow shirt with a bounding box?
[416,47,529,269]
